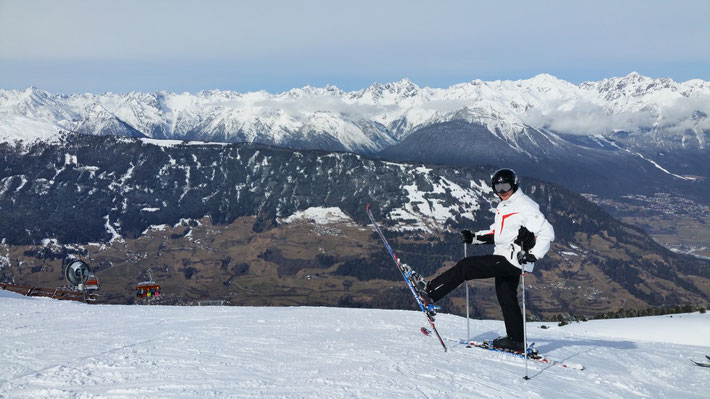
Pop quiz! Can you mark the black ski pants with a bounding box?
[428,255,524,342]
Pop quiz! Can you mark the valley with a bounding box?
[585,193,710,259]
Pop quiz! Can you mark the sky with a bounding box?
[0,0,709,94]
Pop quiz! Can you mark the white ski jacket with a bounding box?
[477,189,555,272]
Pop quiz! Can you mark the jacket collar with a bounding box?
[500,189,524,205]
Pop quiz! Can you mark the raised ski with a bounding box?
[366,203,447,351]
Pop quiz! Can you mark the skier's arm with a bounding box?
[475,223,496,244]
[471,222,498,244]
[460,230,494,244]
[477,223,496,244]
[524,212,554,260]
[475,231,494,244]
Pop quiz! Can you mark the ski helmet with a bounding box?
[491,168,518,194]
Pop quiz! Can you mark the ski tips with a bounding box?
[691,359,710,368]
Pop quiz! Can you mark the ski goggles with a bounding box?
[493,182,513,193]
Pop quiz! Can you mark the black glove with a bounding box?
[515,226,536,252]
[517,251,537,264]
[460,230,474,244]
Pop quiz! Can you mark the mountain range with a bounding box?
[1,74,709,315]
[1,73,708,203]
[1,73,708,151]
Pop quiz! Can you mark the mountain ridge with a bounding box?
[1,73,708,153]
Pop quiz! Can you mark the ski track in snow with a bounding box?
[1,290,709,398]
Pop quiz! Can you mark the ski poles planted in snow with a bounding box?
[522,271,529,380]
[465,243,470,341]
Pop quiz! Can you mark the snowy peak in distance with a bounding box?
[586,71,682,95]
[356,78,426,103]
[1,73,708,152]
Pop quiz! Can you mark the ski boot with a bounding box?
[491,336,525,353]
[401,264,439,318]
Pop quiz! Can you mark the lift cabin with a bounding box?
[85,274,100,291]
[136,269,160,300]
[136,282,160,299]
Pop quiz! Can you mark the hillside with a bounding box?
[1,135,708,318]
[1,291,709,398]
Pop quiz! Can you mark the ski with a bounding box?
[421,327,584,370]
[691,359,710,368]
[706,354,710,361]
[366,203,447,352]
[465,340,584,370]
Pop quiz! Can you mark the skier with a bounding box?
[409,168,555,352]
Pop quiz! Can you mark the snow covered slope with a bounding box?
[1,291,708,398]
[1,73,708,152]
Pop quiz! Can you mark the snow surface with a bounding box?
[388,167,488,233]
[1,291,709,398]
[280,207,356,225]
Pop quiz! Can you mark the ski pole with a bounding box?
[522,270,529,380]
[463,243,471,341]
[464,243,469,340]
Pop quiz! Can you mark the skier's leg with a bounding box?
[427,255,507,302]
[495,273,523,341]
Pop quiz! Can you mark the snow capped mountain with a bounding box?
[1,73,708,151]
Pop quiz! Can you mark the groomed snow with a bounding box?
[1,291,709,398]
